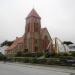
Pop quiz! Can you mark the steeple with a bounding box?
[26,8,41,19]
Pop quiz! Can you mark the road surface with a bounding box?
[0,62,75,75]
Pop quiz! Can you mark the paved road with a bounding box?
[0,62,75,75]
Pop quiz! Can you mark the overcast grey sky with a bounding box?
[0,0,75,43]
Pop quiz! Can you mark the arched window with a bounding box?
[34,23,39,32]
[27,23,30,32]
[44,35,49,49]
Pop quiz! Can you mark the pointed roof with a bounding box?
[26,8,41,19]
[40,28,52,40]
[5,36,24,50]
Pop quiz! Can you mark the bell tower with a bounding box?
[25,9,41,52]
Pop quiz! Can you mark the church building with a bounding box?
[5,9,53,56]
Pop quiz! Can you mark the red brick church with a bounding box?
[5,9,54,55]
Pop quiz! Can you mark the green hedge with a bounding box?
[10,57,32,63]
[7,56,75,66]
[9,57,61,65]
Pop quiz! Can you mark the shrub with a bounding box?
[0,52,6,61]
[46,58,60,65]
[31,57,38,63]
[23,57,32,63]
[37,58,47,64]
[70,51,75,57]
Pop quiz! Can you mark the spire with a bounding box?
[26,8,41,19]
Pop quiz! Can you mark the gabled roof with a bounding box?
[41,28,52,40]
[6,37,24,50]
[26,8,41,19]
